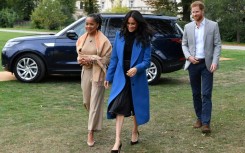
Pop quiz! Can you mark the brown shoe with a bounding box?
[193,120,202,128]
[201,125,211,133]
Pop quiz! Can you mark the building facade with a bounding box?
[74,0,182,18]
[99,0,154,14]
[75,0,155,14]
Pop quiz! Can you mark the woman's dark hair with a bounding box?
[120,10,153,47]
[87,13,103,30]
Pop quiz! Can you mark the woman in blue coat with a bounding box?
[104,10,153,153]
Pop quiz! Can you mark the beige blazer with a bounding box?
[182,18,222,70]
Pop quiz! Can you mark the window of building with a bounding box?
[80,2,83,9]
[111,0,114,6]
[129,0,134,7]
[101,1,105,9]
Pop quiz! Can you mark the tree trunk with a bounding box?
[181,0,193,22]
[182,5,191,21]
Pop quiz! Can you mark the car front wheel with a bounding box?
[146,58,161,84]
[13,54,46,83]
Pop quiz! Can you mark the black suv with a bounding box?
[1,14,185,84]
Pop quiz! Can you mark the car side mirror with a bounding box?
[66,30,78,40]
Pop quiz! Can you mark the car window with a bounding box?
[73,20,86,37]
[107,18,123,39]
[101,18,106,33]
[146,19,176,35]
[72,18,106,37]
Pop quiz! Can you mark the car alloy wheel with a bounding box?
[14,54,46,82]
[146,58,161,84]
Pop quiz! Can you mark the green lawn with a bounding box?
[0,32,245,153]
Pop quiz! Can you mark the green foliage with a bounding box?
[58,0,76,25]
[145,0,178,16]
[83,0,99,15]
[205,0,245,43]
[104,0,130,13]
[0,0,74,22]
[177,20,188,29]
[105,6,130,13]
[0,8,19,28]
[31,0,67,30]
[0,0,40,21]
[14,0,40,20]
[0,0,8,9]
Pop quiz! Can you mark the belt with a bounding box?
[197,58,205,63]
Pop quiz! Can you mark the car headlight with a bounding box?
[4,41,20,48]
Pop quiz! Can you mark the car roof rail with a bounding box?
[101,13,125,15]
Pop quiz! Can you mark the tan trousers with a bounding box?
[81,68,105,131]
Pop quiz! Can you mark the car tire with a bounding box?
[13,54,46,83]
[147,58,161,84]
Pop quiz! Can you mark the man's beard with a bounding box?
[193,15,203,22]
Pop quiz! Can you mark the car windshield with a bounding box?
[55,17,86,36]
[73,21,86,37]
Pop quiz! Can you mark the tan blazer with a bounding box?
[76,31,112,82]
[182,18,222,70]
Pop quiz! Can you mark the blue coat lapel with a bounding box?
[131,41,141,67]
[117,36,125,66]
[117,36,141,68]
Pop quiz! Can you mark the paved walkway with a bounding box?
[222,45,245,50]
[0,29,55,34]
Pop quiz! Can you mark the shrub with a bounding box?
[105,6,130,13]
[0,8,19,28]
[104,0,130,13]
[31,0,67,30]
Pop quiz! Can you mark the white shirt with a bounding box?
[195,18,205,59]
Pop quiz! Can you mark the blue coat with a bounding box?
[106,32,151,125]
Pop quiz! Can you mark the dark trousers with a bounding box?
[188,62,213,125]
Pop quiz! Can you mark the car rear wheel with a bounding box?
[147,58,161,84]
[13,54,46,83]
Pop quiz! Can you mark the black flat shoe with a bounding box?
[111,143,122,153]
[130,140,138,145]
[130,131,139,145]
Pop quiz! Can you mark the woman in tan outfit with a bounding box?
[76,13,112,147]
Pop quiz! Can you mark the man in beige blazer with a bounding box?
[182,1,221,133]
